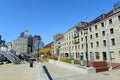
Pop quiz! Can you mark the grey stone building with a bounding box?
[12,28,28,54]
[53,2,120,63]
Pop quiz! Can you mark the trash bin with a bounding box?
[29,60,33,67]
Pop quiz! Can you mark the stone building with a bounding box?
[53,2,120,63]
[12,28,28,54]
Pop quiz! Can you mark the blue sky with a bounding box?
[0,0,119,45]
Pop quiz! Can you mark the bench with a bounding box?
[91,61,109,72]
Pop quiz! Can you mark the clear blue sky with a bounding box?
[0,0,119,45]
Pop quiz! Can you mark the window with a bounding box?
[77,33,79,37]
[89,27,92,32]
[110,28,114,34]
[78,53,80,58]
[67,47,68,50]
[118,15,120,21]
[103,40,106,46]
[119,51,120,58]
[72,41,73,44]
[75,46,77,50]
[72,35,73,38]
[90,35,92,39]
[91,42,93,48]
[69,47,71,50]
[78,45,80,49]
[72,46,73,50]
[76,53,78,58]
[101,22,104,27]
[102,31,105,36]
[81,31,83,35]
[81,37,83,41]
[95,33,98,38]
[95,52,100,60]
[109,19,112,24]
[74,40,76,44]
[111,38,115,45]
[78,39,79,43]
[96,41,99,47]
[102,52,107,60]
[82,44,84,49]
[110,51,115,61]
[95,25,97,30]
[74,34,76,38]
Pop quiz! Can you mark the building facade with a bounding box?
[53,34,63,57]
[50,42,54,55]
[53,3,120,63]
[0,35,5,46]
[32,35,41,52]
[12,28,28,54]
[87,6,120,63]
[27,35,33,53]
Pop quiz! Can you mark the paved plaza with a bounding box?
[43,62,120,80]
[0,61,120,80]
[0,62,41,80]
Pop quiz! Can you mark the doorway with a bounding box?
[102,52,107,60]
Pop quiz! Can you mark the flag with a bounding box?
[85,16,88,20]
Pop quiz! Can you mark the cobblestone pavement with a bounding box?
[43,62,120,80]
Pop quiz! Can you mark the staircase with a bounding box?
[8,51,21,64]
[0,51,21,64]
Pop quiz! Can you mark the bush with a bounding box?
[66,58,71,63]
[61,57,71,63]
[74,59,80,64]
[47,55,52,59]
[47,54,58,60]
[61,57,66,62]
[61,57,80,64]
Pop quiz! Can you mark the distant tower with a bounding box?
[24,27,28,38]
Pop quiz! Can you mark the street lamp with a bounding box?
[37,40,40,62]
[106,25,112,71]
[83,28,89,67]
[37,40,40,53]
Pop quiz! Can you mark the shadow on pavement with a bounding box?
[43,65,53,80]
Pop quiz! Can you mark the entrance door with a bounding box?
[102,52,107,60]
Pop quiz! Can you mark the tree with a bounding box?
[44,48,50,55]
[38,48,50,56]
[39,48,44,55]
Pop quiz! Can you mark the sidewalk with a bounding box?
[0,62,45,80]
[0,63,32,80]
[0,61,120,80]
[42,61,120,80]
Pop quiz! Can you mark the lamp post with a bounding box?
[106,25,112,71]
[37,40,40,62]
[37,40,40,53]
[84,28,89,67]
